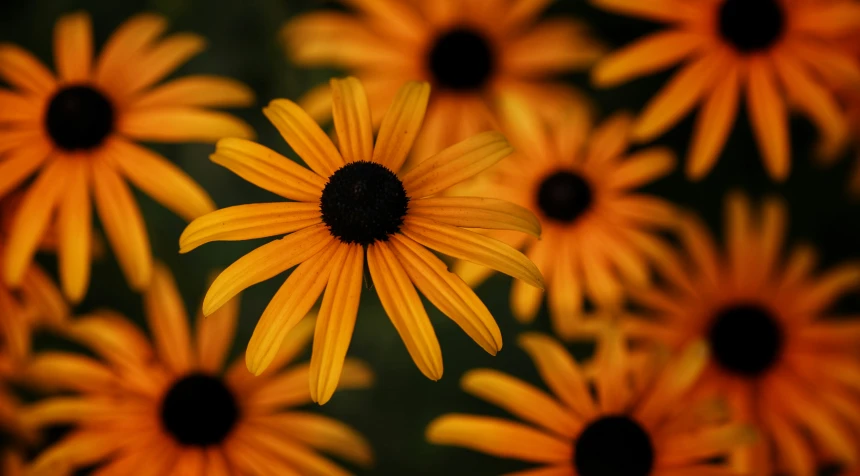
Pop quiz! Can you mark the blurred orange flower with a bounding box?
[283,0,604,161]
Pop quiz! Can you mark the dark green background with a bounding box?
[1,0,857,474]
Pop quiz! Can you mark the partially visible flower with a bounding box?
[24,263,373,475]
[181,77,543,404]
[428,329,753,475]
[621,193,860,475]
[454,97,677,337]
[0,12,254,301]
[283,0,604,161]
[591,0,860,181]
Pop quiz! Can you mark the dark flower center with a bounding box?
[718,0,785,53]
[707,304,783,377]
[160,373,239,446]
[428,28,495,91]
[320,161,409,245]
[45,85,115,151]
[537,171,593,223]
[575,416,655,476]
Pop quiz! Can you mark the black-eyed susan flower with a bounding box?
[428,328,754,475]
[591,0,860,180]
[23,263,373,475]
[620,193,860,475]
[454,97,677,338]
[0,12,254,301]
[181,77,543,404]
[283,0,604,161]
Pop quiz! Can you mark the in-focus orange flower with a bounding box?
[592,0,860,180]
[24,264,373,475]
[0,12,254,300]
[283,0,604,161]
[621,193,860,475]
[454,97,677,336]
[428,329,753,475]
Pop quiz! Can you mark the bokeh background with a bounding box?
[1,0,858,474]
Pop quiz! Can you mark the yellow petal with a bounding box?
[238,427,352,476]
[687,63,741,180]
[264,98,344,177]
[109,138,215,222]
[461,369,581,439]
[0,141,51,198]
[607,146,675,189]
[195,286,239,374]
[518,332,596,418]
[120,107,254,143]
[331,77,374,163]
[409,197,541,237]
[0,43,56,94]
[263,412,373,466]
[592,30,708,87]
[389,235,502,355]
[426,414,571,463]
[594,326,629,413]
[91,161,152,291]
[659,423,757,466]
[93,14,166,86]
[402,216,544,289]
[132,75,254,109]
[57,160,91,302]
[635,341,708,426]
[202,223,332,316]
[143,263,193,374]
[211,137,326,202]
[746,58,790,181]
[66,312,154,368]
[368,242,443,380]
[505,20,604,74]
[25,352,112,393]
[400,131,513,198]
[20,264,69,326]
[54,12,93,82]
[4,159,69,287]
[310,244,364,404]
[180,202,322,254]
[245,242,338,375]
[371,81,430,173]
[589,0,698,23]
[121,33,206,94]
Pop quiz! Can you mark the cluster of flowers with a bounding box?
[0,0,858,475]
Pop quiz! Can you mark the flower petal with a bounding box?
[180,202,322,254]
[687,63,741,180]
[746,58,790,180]
[202,223,333,316]
[264,99,344,177]
[0,140,51,200]
[91,160,152,291]
[371,81,430,173]
[593,29,708,87]
[368,241,443,380]
[121,33,206,94]
[120,107,254,143]
[131,75,254,109]
[310,243,364,404]
[109,138,214,222]
[57,160,91,302]
[607,147,675,189]
[210,138,326,202]
[389,235,502,355]
[94,14,167,87]
[54,12,93,82]
[260,412,373,466]
[518,333,596,418]
[331,77,374,163]
[400,131,513,199]
[0,44,55,94]
[409,197,541,237]
[144,263,193,374]
[195,286,238,374]
[402,216,544,289]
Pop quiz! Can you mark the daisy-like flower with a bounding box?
[283,0,604,161]
[621,193,860,475]
[428,329,754,476]
[181,77,543,404]
[591,0,860,180]
[0,12,255,301]
[23,263,373,475]
[454,97,677,337]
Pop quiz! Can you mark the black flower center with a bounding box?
[707,304,783,377]
[537,171,593,223]
[718,0,785,53]
[160,373,239,446]
[428,28,495,91]
[45,85,115,151]
[575,416,655,476]
[320,161,409,245]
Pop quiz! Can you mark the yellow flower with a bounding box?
[454,97,677,337]
[427,329,754,475]
[181,77,543,404]
[283,0,604,161]
[591,0,860,180]
[0,12,255,301]
[621,193,860,475]
[23,263,373,475]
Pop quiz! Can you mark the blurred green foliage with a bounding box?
[0,0,857,474]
